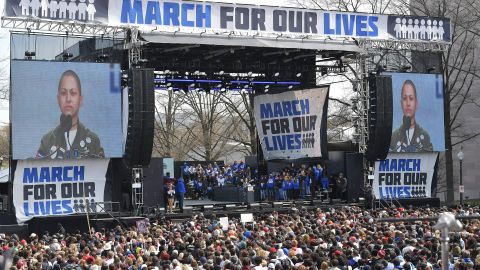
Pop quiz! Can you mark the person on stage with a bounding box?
[390,79,433,152]
[36,70,104,159]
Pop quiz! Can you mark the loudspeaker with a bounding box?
[142,158,164,207]
[124,68,155,168]
[346,153,364,203]
[366,75,393,161]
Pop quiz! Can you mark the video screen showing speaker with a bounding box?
[384,72,445,152]
[11,60,123,160]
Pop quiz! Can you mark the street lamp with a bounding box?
[434,212,463,270]
[457,147,464,206]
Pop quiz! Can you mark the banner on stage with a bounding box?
[13,159,109,223]
[373,152,438,199]
[254,87,329,160]
[4,0,451,44]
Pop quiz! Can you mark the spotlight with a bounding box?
[296,73,302,77]
[63,52,73,61]
[167,86,173,91]
[216,84,222,88]
[247,71,253,76]
[185,71,190,75]
[24,51,36,60]
[165,69,170,74]
[288,85,293,89]
[195,87,200,91]
[189,83,195,87]
[194,70,200,75]
[219,70,225,75]
[274,72,280,77]
[166,82,172,87]
[220,87,227,92]
[96,53,109,62]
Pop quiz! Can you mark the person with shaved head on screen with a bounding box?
[390,79,433,152]
[37,70,104,159]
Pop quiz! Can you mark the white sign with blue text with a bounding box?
[373,152,438,199]
[13,159,109,223]
[254,87,329,160]
[5,0,452,44]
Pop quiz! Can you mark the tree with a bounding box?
[152,90,196,160]
[220,91,256,155]
[180,90,243,161]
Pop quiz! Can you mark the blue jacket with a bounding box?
[176,178,186,194]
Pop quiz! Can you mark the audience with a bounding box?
[1,206,479,270]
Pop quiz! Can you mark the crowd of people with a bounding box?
[1,206,479,270]
[165,162,349,212]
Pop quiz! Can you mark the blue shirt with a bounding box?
[176,178,186,193]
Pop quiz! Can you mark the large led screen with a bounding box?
[385,72,445,152]
[12,60,122,159]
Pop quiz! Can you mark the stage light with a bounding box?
[274,72,280,77]
[24,51,36,60]
[96,53,109,62]
[195,87,200,91]
[288,85,294,89]
[63,52,73,61]
[185,71,190,75]
[165,69,170,74]
[296,73,302,77]
[220,87,227,92]
[167,87,173,91]
[247,71,253,76]
[426,67,436,73]
[194,70,200,75]
[216,84,222,88]
[166,82,172,87]
[190,83,196,87]
[219,70,225,75]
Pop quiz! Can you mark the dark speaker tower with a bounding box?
[366,75,393,161]
[124,69,155,168]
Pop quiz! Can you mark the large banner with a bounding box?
[11,60,123,160]
[4,0,451,44]
[13,159,109,223]
[373,152,438,199]
[254,87,329,160]
[384,72,445,153]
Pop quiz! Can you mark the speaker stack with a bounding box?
[124,68,155,168]
[365,75,393,161]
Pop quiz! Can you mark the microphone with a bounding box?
[403,115,412,146]
[60,114,73,150]
[60,114,73,132]
[402,116,411,130]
